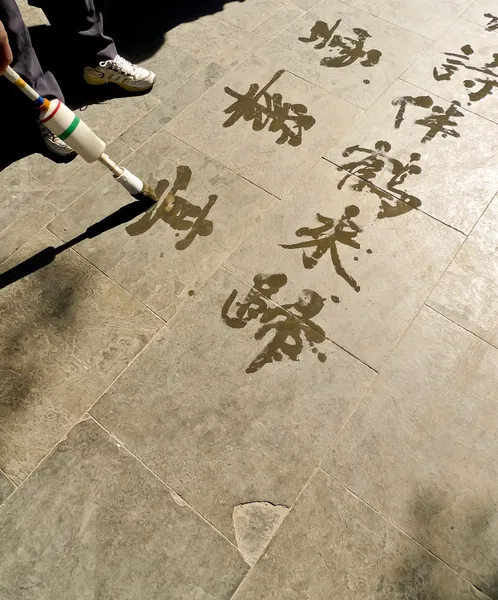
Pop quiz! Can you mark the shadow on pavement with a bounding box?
[0,0,244,170]
[0,196,155,290]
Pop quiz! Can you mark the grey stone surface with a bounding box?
[92,267,376,542]
[49,130,275,321]
[1,0,498,595]
[428,194,498,348]
[233,470,487,599]
[0,229,162,484]
[233,501,288,565]
[225,159,463,369]
[257,0,429,109]
[0,471,14,506]
[0,162,50,241]
[325,80,498,234]
[340,0,473,39]
[324,307,498,596]
[0,418,248,600]
[404,19,498,123]
[166,54,361,198]
[119,31,266,150]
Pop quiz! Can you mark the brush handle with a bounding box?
[3,65,51,110]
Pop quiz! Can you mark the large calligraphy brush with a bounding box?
[3,65,157,203]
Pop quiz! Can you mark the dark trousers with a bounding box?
[0,0,117,101]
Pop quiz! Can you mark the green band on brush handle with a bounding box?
[59,115,81,141]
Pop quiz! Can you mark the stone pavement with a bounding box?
[1,0,497,598]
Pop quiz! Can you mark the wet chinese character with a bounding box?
[221,273,287,329]
[222,274,327,373]
[280,206,363,292]
[434,44,498,103]
[392,95,464,143]
[223,70,316,146]
[126,166,217,250]
[485,13,498,31]
[338,141,422,218]
[299,19,382,71]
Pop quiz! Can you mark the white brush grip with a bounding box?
[114,169,144,195]
[39,100,106,163]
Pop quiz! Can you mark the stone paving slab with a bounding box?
[323,306,498,596]
[49,130,275,321]
[403,19,498,124]
[0,418,248,600]
[214,0,292,31]
[91,267,376,544]
[254,4,305,39]
[165,54,361,198]
[0,163,50,241]
[119,31,266,151]
[462,0,498,29]
[257,0,429,109]
[225,159,463,369]
[0,201,58,268]
[339,0,473,40]
[138,14,263,102]
[233,469,487,600]
[0,229,162,484]
[42,139,133,211]
[325,79,498,234]
[0,472,14,506]
[428,194,498,348]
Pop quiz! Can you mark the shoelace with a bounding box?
[100,55,141,77]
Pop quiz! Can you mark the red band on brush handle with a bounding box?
[40,99,62,123]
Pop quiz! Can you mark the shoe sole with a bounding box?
[84,71,154,92]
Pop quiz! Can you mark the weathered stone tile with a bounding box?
[163,13,251,65]
[288,0,321,8]
[20,152,84,190]
[225,159,463,369]
[254,4,305,39]
[428,194,498,347]
[257,0,429,109]
[91,267,375,542]
[462,0,498,30]
[0,163,51,236]
[166,55,361,197]
[0,201,59,267]
[323,306,498,597]
[233,470,487,600]
[120,32,266,150]
[325,79,498,233]
[341,0,473,40]
[71,91,161,145]
[138,44,203,102]
[16,0,48,26]
[216,0,290,30]
[403,19,498,124]
[0,471,14,506]
[0,418,247,599]
[0,229,162,484]
[49,130,275,321]
[43,138,132,210]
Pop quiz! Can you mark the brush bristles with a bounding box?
[132,183,157,203]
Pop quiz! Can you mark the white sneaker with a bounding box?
[83,54,156,92]
[39,123,77,157]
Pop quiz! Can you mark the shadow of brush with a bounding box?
[0,196,155,290]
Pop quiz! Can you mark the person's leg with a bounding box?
[0,0,63,99]
[28,0,117,64]
[28,0,155,91]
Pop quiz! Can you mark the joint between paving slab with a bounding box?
[221,265,379,374]
[87,414,244,558]
[316,467,493,599]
